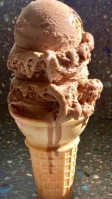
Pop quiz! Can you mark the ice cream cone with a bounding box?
[7,0,103,198]
[10,111,88,199]
[25,137,79,199]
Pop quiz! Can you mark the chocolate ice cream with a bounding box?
[7,0,103,123]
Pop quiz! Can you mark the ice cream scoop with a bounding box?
[14,0,83,52]
[7,0,102,123]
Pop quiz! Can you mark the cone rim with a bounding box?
[10,110,86,127]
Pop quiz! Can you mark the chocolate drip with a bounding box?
[47,122,54,148]
[55,123,62,156]
[47,122,54,174]
[47,121,62,173]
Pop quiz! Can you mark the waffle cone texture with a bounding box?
[10,112,87,199]
[25,137,80,199]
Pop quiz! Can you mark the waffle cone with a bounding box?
[25,137,80,199]
[10,112,88,199]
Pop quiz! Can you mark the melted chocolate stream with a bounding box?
[47,122,54,174]
[55,124,62,156]
[47,122,62,174]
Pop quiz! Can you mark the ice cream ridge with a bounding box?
[7,0,103,198]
